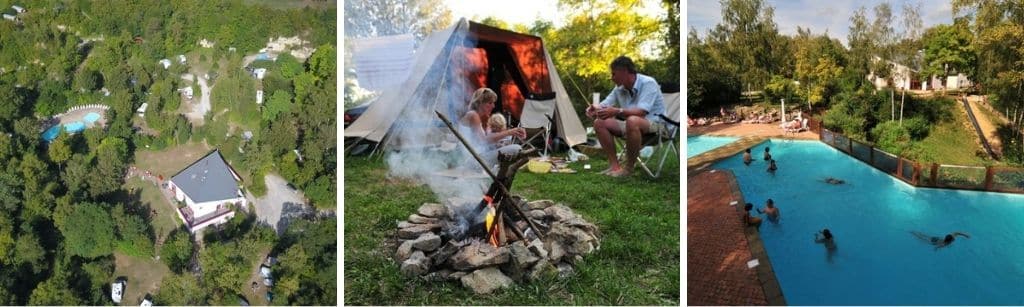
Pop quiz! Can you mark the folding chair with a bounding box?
[615,87,681,178]
[519,98,557,157]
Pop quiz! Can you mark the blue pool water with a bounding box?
[41,125,61,141]
[687,135,738,158]
[713,139,1024,305]
[83,112,101,123]
[64,121,86,133]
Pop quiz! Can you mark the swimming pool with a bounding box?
[713,139,1024,305]
[687,135,738,158]
[83,112,101,123]
[41,125,61,141]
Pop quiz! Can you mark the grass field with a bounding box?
[123,178,181,242]
[113,252,172,305]
[343,145,680,305]
[912,99,993,166]
[133,141,212,178]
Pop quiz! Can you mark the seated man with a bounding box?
[586,56,669,177]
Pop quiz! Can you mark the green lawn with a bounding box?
[343,146,680,305]
[911,101,993,166]
[113,252,172,305]
[123,178,181,243]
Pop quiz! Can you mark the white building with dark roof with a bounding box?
[168,149,246,233]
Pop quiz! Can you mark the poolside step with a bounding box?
[687,136,768,170]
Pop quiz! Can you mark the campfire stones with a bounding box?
[407,214,439,224]
[411,233,442,251]
[525,199,555,210]
[417,203,448,218]
[460,267,514,295]
[450,241,510,271]
[397,223,441,239]
[400,251,431,277]
[395,200,600,294]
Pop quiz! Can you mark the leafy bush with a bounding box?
[160,229,193,273]
[902,117,931,140]
[871,121,912,155]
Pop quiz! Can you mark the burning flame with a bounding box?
[483,195,500,247]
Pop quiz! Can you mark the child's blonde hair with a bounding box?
[487,114,507,132]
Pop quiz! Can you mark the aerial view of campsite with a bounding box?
[0,0,336,305]
[688,0,1024,305]
[343,0,680,305]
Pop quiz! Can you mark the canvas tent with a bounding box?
[344,18,587,151]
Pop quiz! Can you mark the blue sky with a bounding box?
[687,0,955,46]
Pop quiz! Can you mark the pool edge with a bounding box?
[723,168,787,306]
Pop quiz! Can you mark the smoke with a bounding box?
[383,21,493,237]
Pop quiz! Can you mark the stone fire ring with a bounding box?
[394,199,601,294]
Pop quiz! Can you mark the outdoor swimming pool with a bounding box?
[686,135,738,158]
[83,112,101,123]
[713,139,1024,305]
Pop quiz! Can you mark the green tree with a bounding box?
[111,204,154,257]
[89,137,129,197]
[0,85,24,128]
[28,275,81,306]
[920,22,976,84]
[62,202,115,258]
[48,134,73,169]
[14,229,46,274]
[276,53,303,80]
[154,273,208,305]
[160,229,193,273]
[263,90,293,121]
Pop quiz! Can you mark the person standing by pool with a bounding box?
[743,148,753,165]
[743,203,762,227]
[763,147,772,161]
[767,159,777,174]
[911,231,970,250]
[757,199,780,221]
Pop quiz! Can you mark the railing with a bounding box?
[819,128,1024,194]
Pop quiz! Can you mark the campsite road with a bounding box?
[181,73,212,125]
[253,174,308,233]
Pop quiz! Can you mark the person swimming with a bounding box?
[824,177,845,185]
[767,159,777,174]
[743,148,753,165]
[911,231,970,250]
[763,147,772,161]
[815,228,838,263]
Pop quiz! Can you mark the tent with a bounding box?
[344,18,587,152]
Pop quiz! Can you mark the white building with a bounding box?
[253,68,267,80]
[867,56,918,90]
[11,5,25,13]
[2,14,16,21]
[167,149,246,233]
[159,59,171,69]
[256,90,263,104]
[178,54,187,64]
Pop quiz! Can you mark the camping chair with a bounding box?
[518,98,557,156]
[615,85,681,178]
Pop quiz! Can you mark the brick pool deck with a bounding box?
[688,169,785,305]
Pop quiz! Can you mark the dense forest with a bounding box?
[0,0,335,305]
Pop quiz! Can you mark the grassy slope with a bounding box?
[912,98,992,166]
[343,146,681,305]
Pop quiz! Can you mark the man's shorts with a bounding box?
[614,118,671,138]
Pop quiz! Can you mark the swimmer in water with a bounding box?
[911,231,970,250]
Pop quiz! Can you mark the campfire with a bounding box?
[395,197,601,294]
[391,112,602,294]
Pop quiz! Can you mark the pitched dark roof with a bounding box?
[170,149,241,203]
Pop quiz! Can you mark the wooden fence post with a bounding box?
[984,166,994,191]
[931,163,940,186]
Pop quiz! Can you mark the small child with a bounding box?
[488,114,513,146]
